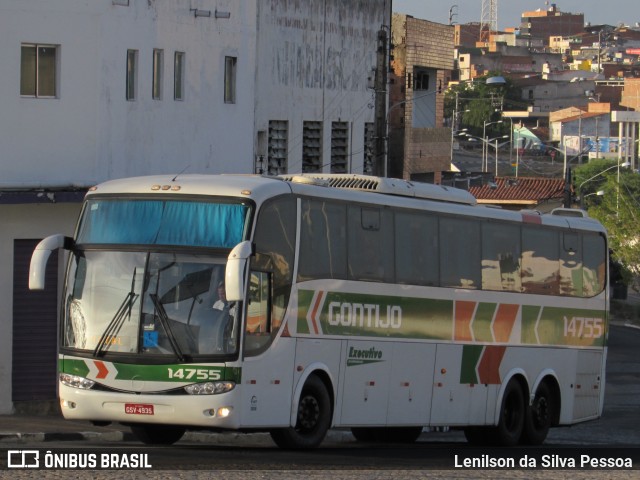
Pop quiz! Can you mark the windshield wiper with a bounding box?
[149,293,185,362]
[93,269,139,357]
[93,291,139,357]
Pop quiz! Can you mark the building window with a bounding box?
[330,121,349,173]
[414,70,430,90]
[302,121,323,172]
[363,122,375,175]
[224,56,237,104]
[126,49,138,101]
[152,49,164,100]
[267,120,288,175]
[174,52,185,101]
[20,44,57,97]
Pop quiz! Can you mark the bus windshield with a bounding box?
[64,251,238,358]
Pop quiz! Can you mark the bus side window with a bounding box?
[583,234,606,297]
[440,217,481,289]
[245,271,271,355]
[347,206,394,282]
[560,232,582,296]
[249,196,296,356]
[522,226,560,295]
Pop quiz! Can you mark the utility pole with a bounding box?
[373,28,388,177]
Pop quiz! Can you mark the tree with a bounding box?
[574,161,640,279]
[444,72,523,138]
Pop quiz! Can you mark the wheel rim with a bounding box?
[533,396,550,428]
[297,394,320,432]
[504,390,522,432]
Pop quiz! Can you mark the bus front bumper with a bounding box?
[58,383,241,429]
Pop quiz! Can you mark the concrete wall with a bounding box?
[390,14,453,180]
[0,0,257,188]
[254,0,389,174]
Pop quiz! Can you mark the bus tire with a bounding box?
[521,381,552,445]
[270,375,331,449]
[130,424,186,445]
[493,378,525,446]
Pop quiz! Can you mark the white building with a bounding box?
[0,0,390,413]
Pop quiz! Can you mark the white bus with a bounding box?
[29,174,608,448]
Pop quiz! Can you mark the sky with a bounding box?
[392,1,639,30]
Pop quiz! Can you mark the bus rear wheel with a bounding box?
[521,381,553,445]
[130,424,186,445]
[493,378,525,446]
[270,375,331,449]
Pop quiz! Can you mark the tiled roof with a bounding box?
[468,177,566,205]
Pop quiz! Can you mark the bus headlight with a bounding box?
[184,381,235,395]
[60,373,95,390]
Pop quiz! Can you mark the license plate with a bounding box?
[124,403,154,415]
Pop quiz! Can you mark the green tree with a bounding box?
[444,72,523,138]
[574,161,640,278]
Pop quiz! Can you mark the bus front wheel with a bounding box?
[270,375,332,449]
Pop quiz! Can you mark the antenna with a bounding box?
[172,165,190,182]
[480,0,498,43]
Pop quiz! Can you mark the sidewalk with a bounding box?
[0,412,357,445]
[0,413,133,443]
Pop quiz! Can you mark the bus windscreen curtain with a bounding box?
[77,199,248,248]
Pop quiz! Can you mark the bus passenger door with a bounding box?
[240,272,295,428]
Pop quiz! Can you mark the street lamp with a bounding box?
[450,108,469,164]
[483,120,503,172]
[488,135,509,175]
[460,133,507,174]
[578,161,630,214]
[579,189,605,209]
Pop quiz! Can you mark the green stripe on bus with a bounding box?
[298,289,453,340]
[59,358,241,383]
[473,303,496,342]
[460,345,483,384]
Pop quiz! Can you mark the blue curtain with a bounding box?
[78,199,248,248]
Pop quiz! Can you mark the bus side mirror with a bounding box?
[225,241,253,302]
[29,235,72,290]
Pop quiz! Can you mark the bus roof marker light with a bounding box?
[151,185,161,191]
[241,190,252,195]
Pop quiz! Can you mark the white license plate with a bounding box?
[124,403,154,415]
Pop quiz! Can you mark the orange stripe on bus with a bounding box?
[477,346,507,384]
[310,291,324,335]
[455,301,476,341]
[493,304,520,343]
